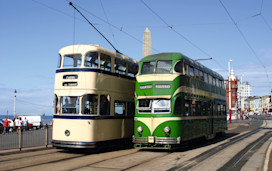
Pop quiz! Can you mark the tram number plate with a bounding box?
[148,136,155,143]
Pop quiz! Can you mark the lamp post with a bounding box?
[14,90,17,119]
[228,60,232,123]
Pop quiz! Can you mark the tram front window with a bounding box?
[61,96,79,114]
[155,60,172,73]
[63,54,82,68]
[137,99,171,113]
[141,60,172,74]
[82,94,98,115]
[141,61,155,74]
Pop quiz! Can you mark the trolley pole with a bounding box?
[14,90,17,119]
[228,60,232,123]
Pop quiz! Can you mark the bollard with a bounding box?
[45,124,48,148]
[19,130,22,151]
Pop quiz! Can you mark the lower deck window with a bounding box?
[61,96,79,114]
[115,101,126,115]
[82,95,98,114]
[137,99,171,114]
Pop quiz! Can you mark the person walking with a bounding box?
[3,117,9,134]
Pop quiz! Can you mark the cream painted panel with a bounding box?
[52,118,133,142]
[136,73,180,82]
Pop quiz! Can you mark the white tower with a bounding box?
[143,27,151,57]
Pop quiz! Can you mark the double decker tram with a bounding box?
[133,53,226,149]
[52,44,138,148]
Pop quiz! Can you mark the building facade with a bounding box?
[237,81,252,112]
[225,69,238,112]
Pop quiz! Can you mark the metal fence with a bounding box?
[0,126,52,151]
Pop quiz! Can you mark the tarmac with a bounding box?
[0,120,271,170]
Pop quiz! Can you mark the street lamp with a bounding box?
[14,89,17,119]
[228,59,232,123]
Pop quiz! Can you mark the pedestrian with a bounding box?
[3,117,9,134]
[15,117,19,134]
[24,117,29,131]
[17,117,23,134]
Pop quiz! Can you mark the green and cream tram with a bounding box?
[52,44,138,148]
[133,53,226,149]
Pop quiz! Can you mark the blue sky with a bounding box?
[0,0,272,116]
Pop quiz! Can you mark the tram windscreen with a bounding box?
[63,54,82,68]
[141,61,155,74]
[155,60,172,73]
[141,60,172,74]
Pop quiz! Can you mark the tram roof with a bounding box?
[59,44,138,64]
[141,53,224,80]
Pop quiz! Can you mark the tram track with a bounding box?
[0,119,269,171]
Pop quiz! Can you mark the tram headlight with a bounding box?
[163,126,171,133]
[137,126,143,133]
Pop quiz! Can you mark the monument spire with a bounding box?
[143,27,151,57]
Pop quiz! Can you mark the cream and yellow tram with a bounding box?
[52,44,138,148]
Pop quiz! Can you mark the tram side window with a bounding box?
[204,73,208,83]
[115,101,126,115]
[222,105,226,115]
[199,71,204,81]
[115,58,126,75]
[100,95,110,115]
[217,104,221,116]
[174,97,182,115]
[63,54,82,68]
[127,102,135,115]
[195,69,199,79]
[189,66,194,76]
[174,61,183,74]
[184,64,189,75]
[184,100,191,116]
[82,94,98,115]
[100,54,111,71]
[84,52,98,68]
[54,95,60,114]
[156,60,172,73]
[128,63,138,77]
[141,61,155,74]
[208,75,212,84]
[61,96,79,114]
[57,54,62,68]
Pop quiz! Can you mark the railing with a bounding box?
[0,125,52,151]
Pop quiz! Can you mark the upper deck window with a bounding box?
[141,61,155,74]
[57,54,62,68]
[128,63,138,77]
[100,54,111,71]
[156,60,172,73]
[84,52,98,68]
[174,61,183,73]
[63,54,82,68]
[115,58,126,75]
[141,60,172,74]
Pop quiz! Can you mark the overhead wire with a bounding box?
[140,0,228,72]
[71,1,159,53]
[218,0,271,90]
[99,0,118,48]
